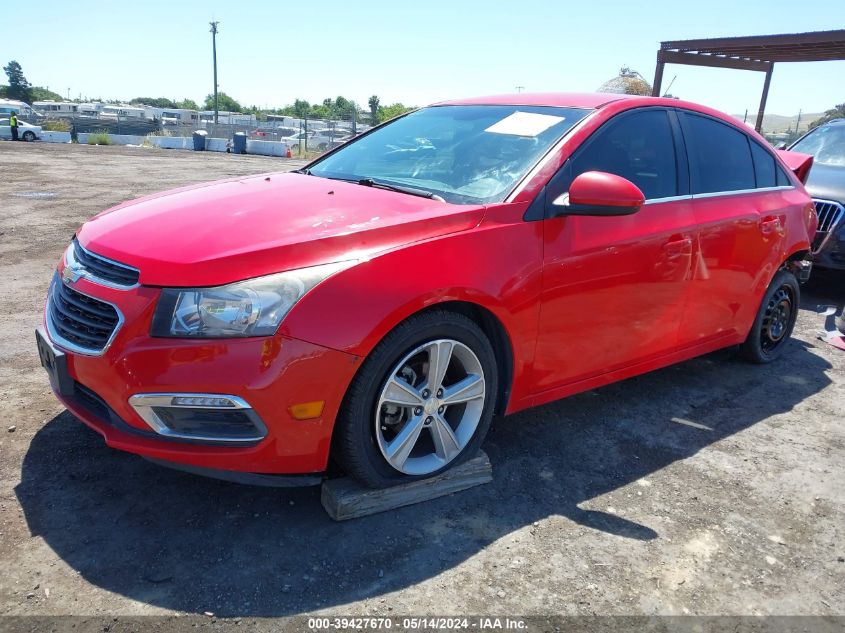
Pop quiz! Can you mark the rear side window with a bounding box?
[750,141,776,188]
[565,109,679,200]
[683,113,755,194]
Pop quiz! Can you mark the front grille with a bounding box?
[812,199,845,252]
[47,275,121,353]
[72,239,139,287]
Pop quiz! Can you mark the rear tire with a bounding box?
[740,269,800,363]
[23,131,35,142]
[333,310,497,488]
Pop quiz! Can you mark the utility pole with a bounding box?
[515,85,524,93]
[210,21,219,125]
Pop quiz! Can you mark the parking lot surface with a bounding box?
[0,142,843,617]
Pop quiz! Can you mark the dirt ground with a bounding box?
[0,142,843,619]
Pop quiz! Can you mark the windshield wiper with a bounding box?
[293,167,312,175]
[357,178,445,202]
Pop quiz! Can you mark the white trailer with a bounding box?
[77,103,104,117]
[100,105,146,120]
[160,108,200,125]
[33,101,79,117]
[0,98,42,121]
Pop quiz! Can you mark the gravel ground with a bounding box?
[0,142,843,619]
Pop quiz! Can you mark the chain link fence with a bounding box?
[54,112,372,156]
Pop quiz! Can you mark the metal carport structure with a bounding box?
[652,30,845,132]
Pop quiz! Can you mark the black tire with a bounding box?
[740,269,800,363]
[23,131,35,142]
[333,310,498,488]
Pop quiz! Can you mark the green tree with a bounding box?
[3,60,32,103]
[311,100,332,119]
[130,97,178,108]
[378,103,414,123]
[334,96,349,114]
[809,103,845,130]
[368,95,380,124]
[293,99,310,118]
[29,86,64,102]
[175,98,199,110]
[203,92,242,112]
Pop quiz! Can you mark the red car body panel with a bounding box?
[42,93,817,476]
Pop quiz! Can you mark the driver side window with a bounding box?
[546,109,680,211]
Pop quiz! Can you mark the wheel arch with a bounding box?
[414,300,514,416]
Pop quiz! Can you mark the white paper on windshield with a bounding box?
[484,111,565,137]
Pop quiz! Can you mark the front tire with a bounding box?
[333,310,497,488]
[740,269,800,363]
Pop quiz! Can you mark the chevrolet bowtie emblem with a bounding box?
[62,264,82,285]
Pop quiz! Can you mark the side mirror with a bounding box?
[775,142,788,150]
[551,171,645,217]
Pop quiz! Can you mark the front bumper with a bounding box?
[40,274,361,475]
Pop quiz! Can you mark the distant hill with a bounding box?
[731,111,823,134]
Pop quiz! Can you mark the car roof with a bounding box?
[434,92,642,109]
[432,92,739,118]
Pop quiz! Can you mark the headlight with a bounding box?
[151,262,352,338]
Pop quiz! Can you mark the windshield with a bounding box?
[308,105,591,204]
[791,124,845,166]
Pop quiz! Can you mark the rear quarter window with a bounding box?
[750,141,777,188]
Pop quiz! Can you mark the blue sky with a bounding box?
[2,0,843,116]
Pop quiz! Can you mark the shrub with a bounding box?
[41,119,70,132]
[87,132,110,145]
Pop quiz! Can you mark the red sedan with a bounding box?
[36,93,817,488]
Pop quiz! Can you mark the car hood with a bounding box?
[805,162,845,204]
[77,172,485,287]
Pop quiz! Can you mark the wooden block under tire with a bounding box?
[321,450,492,521]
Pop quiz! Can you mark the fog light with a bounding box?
[129,393,267,444]
[171,396,237,408]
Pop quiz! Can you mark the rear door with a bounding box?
[676,111,790,346]
[532,108,696,392]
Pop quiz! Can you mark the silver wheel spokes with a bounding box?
[376,339,485,475]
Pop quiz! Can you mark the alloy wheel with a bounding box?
[374,339,486,475]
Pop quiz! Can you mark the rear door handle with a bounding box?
[760,216,782,235]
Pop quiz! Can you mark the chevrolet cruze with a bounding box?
[37,93,817,488]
